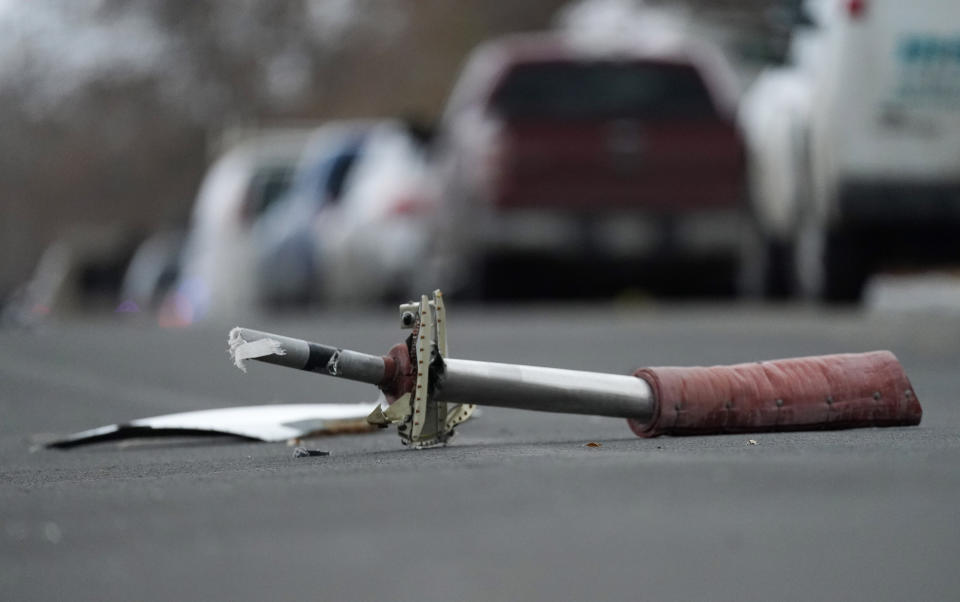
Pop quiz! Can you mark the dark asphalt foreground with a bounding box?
[2,304,959,601]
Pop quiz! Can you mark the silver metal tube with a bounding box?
[435,358,654,420]
[230,328,654,420]
[233,328,312,368]
[327,349,387,385]
[231,327,386,385]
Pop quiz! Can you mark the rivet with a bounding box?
[674,404,682,412]
[905,390,913,397]
[725,401,733,410]
[826,396,834,405]
[873,391,881,400]
[775,399,783,407]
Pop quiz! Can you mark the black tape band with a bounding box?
[304,343,338,373]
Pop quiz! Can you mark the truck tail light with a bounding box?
[386,194,434,217]
[846,0,867,20]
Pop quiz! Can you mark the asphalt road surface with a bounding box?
[2,303,959,601]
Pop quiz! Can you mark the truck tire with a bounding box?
[738,218,793,300]
[820,228,869,303]
[795,219,869,303]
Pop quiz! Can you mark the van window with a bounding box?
[248,166,295,217]
[489,61,717,120]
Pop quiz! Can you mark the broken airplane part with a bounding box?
[229,290,923,449]
[46,402,380,449]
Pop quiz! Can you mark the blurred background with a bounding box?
[2,0,959,325]
[5,6,959,599]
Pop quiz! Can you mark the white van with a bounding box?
[741,0,960,301]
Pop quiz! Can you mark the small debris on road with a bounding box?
[43,522,62,544]
[748,439,758,446]
[293,447,330,458]
[585,442,602,448]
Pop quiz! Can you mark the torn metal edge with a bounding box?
[45,402,382,449]
[46,426,253,449]
[228,327,286,373]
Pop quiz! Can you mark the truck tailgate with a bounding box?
[492,119,744,211]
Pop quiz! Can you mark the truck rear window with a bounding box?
[489,61,717,120]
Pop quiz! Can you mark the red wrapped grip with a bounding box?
[627,351,922,437]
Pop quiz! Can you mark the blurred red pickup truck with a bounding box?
[427,33,747,298]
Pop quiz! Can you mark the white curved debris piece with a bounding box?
[46,402,381,449]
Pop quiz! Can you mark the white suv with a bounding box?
[741,0,960,301]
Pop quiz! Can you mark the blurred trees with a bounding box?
[0,0,570,292]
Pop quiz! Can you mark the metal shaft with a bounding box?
[436,359,653,420]
[231,327,387,385]
[230,328,654,421]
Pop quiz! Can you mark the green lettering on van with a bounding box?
[899,36,960,64]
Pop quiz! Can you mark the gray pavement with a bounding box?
[2,303,959,601]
